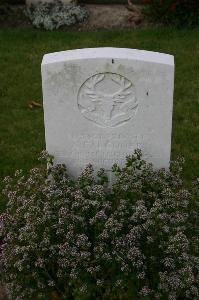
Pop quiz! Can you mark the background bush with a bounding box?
[25,0,89,30]
[0,150,198,299]
[143,0,199,27]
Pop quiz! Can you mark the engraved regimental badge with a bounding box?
[77,72,138,127]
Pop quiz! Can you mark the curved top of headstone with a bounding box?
[42,47,174,66]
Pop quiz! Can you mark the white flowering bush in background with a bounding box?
[25,0,89,30]
[0,150,198,299]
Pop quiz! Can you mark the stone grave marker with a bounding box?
[41,48,174,178]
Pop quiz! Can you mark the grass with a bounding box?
[0,28,199,211]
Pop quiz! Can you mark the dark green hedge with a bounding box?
[0,0,25,4]
[143,0,199,27]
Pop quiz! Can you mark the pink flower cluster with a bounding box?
[0,150,198,299]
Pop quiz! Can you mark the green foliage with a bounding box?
[25,0,89,31]
[143,0,199,27]
[0,150,198,299]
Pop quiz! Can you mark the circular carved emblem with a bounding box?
[77,72,138,127]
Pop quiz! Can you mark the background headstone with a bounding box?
[42,48,174,177]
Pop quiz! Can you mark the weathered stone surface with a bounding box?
[42,48,174,177]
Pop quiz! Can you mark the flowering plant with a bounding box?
[143,0,199,27]
[0,150,198,299]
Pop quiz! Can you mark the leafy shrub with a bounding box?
[143,0,199,27]
[0,150,198,299]
[25,0,89,31]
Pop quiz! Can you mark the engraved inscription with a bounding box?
[54,134,149,171]
[77,73,138,127]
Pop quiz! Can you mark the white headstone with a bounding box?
[41,48,174,178]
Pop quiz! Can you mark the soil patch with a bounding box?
[80,4,146,30]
